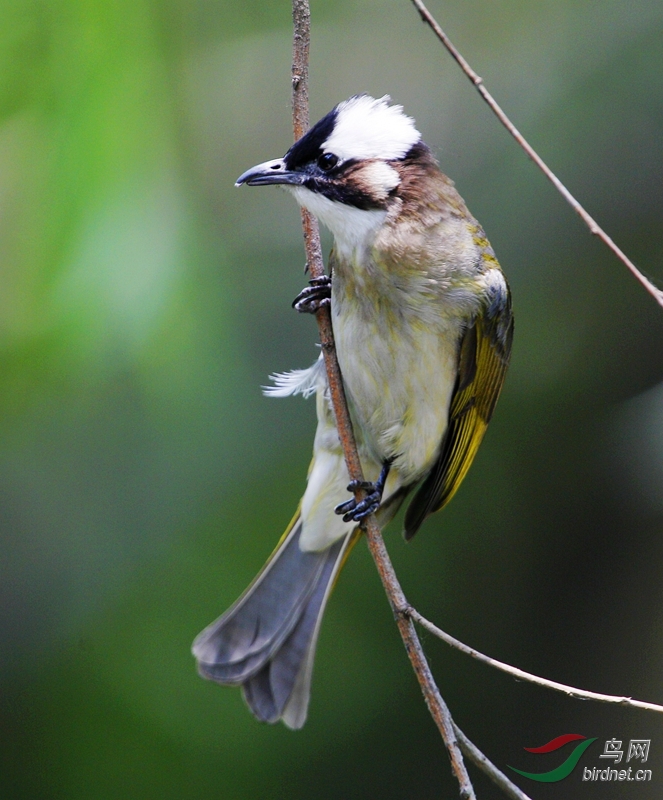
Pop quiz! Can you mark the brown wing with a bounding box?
[403,279,513,540]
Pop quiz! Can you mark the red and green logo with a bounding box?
[508,734,597,782]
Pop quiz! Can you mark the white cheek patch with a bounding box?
[360,161,400,200]
[323,95,420,162]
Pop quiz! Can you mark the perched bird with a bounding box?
[192,95,513,729]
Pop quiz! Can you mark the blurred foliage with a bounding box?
[1,1,663,798]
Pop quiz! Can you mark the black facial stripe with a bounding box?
[302,176,387,211]
[284,107,338,169]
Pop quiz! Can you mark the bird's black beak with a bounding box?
[235,158,303,188]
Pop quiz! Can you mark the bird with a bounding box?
[192,94,513,729]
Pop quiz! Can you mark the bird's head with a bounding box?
[236,95,429,252]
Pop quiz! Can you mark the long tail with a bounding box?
[192,514,359,729]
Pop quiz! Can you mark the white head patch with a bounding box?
[323,95,420,162]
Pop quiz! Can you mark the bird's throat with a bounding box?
[289,186,387,261]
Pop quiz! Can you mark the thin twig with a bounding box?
[410,0,663,310]
[362,519,476,799]
[291,2,475,797]
[409,607,663,714]
[455,726,533,800]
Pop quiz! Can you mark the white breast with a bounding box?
[332,273,462,483]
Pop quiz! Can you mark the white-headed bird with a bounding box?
[192,95,513,729]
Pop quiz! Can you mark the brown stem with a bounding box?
[362,529,476,799]
[291,2,474,797]
[410,0,663,310]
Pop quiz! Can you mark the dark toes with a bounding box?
[293,295,330,314]
[346,480,375,492]
[337,491,381,523]
[293,276,332,314]
[349,501,380,522]
[334,498,357,516]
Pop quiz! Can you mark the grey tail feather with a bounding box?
[192,515,357,729]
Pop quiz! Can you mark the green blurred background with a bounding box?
[1,1,662,798]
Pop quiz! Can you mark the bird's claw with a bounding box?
[335,479,383,523]
[293,275,331,314]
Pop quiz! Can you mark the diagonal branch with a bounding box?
[455,727,533,800]
[409,0,663,310]
[409,607,663,714]
[291,2,475,797]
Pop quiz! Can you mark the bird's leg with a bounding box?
[335,460,392,523]
[292,275,331,314]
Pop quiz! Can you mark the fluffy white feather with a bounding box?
[323,95,420,162]
[263,356,325,399]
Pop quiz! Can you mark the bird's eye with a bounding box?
[317,153,339,172]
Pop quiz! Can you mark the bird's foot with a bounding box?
[292,275,331,314]
[335,480,383,522]
[334,461,392,523]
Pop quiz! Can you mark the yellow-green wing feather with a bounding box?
[403,283,513,540]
